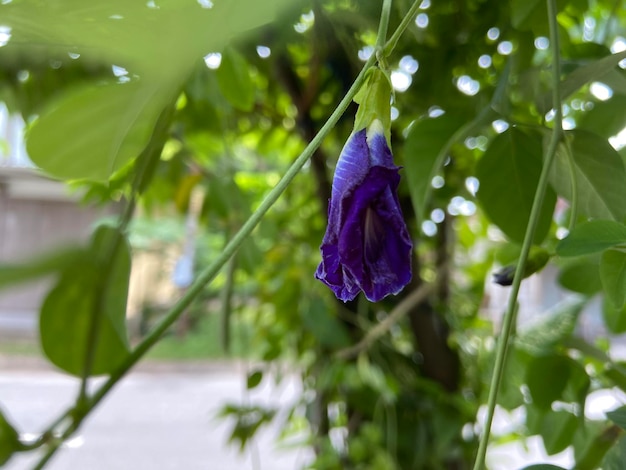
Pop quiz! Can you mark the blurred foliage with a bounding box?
[4,0,626,468]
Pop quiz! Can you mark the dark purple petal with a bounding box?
[315,125,413,302]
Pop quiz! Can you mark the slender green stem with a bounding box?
[472,1,562,469]
[376,0,392,52]
[384,0,421,57]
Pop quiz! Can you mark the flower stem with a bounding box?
[376,0,392,52]
[384,0,421,57]
[472,0,562,469]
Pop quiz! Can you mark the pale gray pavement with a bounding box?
[0,362,311,470]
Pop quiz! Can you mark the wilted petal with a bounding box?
[315,124,413,302]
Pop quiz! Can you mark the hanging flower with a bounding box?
[315,119,413,302]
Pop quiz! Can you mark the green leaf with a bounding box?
[557,256,603,295]
[603,296,626,334]
[0,247,85,290]
[602,434,626,470]
[601,249,626,309]
[216,46,255,112]
[2,0,292,79]
[39,225,131,376]
[27,81,167,182]
[476,127,556,243]
[0,408,20,467]
[403,114,467,223]
[246,370,263,390]
[607,406,626,430]
[496,347,530,410]
[575,424,622,470]
[557,220,626,257]
[14,0,294,182]
[526,354,571,410]
[540,410,579,455]
[549,130,626,221]
[562,359,590,417]
[516,297,585,355]
[578,95,626,139]
[511,0,543,29]
[537,50,626,113]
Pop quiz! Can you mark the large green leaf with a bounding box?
[10,0,294,181]
[540,410,579,455]
[557,220,626,257]
[600,249,626,309]
[526,354,571,410]
[557,256,602,295]
[403,114,467,223]
[549,130,626,221]
[1,0,292,78]
[516,297,586,356]
[0,409,20,467]
[27,81,166,182]
[476,127,556,243]
[39,225,131,376]
[602,296,626,334]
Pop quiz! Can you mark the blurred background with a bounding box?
[2,0,626,469]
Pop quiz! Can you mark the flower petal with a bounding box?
[316,123,413,302]
[330,129,370,200]
[337,168,412,302]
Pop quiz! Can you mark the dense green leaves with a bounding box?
[476,127,555,243]
[40,225,131,376]
[549,130,626,221]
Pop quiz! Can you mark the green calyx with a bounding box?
[353,67,392,144]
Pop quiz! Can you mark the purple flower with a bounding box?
[315,121,413,302]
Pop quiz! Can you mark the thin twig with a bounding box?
[336,282,434,360]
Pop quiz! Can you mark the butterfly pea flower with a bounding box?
[315,118,413,302]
